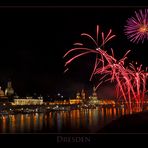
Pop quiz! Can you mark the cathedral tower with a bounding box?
[5,81,14,97]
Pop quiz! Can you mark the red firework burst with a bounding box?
[124,9,148,44]
[64,25,148,112]
[63,25,115,80]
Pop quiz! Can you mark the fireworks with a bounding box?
[63,25,115,81]
[64,25,148,112]
[124,9,148,44]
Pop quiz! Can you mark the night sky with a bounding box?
[0,6,148,98]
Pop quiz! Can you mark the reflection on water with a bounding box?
[0,107,135,133]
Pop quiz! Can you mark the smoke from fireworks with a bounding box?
[124,9,148,44]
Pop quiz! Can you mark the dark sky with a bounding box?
[0,6,148,98]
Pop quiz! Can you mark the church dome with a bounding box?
[0,87,5,97]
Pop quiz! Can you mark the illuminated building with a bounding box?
[76,91,81,99]
[5,81,14,97]
[69,91,83,105]
[69,99,82,105]
[13,97,43,105]
[0,86,9,102]
[92,86,97,100]
[50,100,69,105]
[81,89,86,100]
[81,89,87,104]
[97,99,116,105]
[89,86,99,105]
[0,86,5,97]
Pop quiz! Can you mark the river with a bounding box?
[0,107,132,133]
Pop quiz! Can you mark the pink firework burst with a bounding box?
[124,9,148,44]
[64,25,148,112]
[63,25,115,81]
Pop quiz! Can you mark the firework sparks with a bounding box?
[64,25,148,112]
[63,25,116,81]
[124,9,148,44]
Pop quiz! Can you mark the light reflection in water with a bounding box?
[2,116,6,133]
[26,115,31,132]
[33,114,37,131]
[20,114,24,132]
[113,108,116,118]
[57,112,62,132]
[0,107,136,133]
[9,115,16,133]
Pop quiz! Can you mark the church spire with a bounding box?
[81,89,86,100]
[92,86,97,97]
[76,91,81,99]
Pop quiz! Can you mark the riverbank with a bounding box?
[99,110,148,133]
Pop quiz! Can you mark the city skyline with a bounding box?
[0,1,147,146]
[0,6,148,98]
